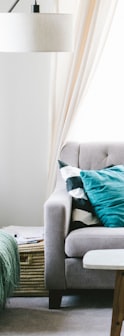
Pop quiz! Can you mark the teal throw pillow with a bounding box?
[80,165,124,228]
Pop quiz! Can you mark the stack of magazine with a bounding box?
[1,225,44,245]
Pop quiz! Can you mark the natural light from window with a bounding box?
[67,0,124,143]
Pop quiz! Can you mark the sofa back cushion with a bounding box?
[60,142,124,171]
[59,142,124,230]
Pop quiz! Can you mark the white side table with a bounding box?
[83,249,124,336]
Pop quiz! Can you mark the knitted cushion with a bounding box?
[58,160,100,231]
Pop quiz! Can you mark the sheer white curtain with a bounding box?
[47,0,117,195]
[67,0,124,143]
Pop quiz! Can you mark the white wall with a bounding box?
[0,0,53,227]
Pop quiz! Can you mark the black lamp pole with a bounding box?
[8,0,20,12]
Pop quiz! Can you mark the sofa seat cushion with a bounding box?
[65,227,124,258]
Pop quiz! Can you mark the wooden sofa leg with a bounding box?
[49,290,62,309]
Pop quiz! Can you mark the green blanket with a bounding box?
[0,230,20,309]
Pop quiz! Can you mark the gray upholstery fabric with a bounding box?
[79,142,124,170]
[65,227,124,257]
[44,188,72,289]
[65,258,115,289]
[44,141,124,292]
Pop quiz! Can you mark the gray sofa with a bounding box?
[44,142,124,308]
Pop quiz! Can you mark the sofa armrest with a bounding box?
[44,188,72,289]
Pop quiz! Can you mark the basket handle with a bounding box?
[20,254,32,265]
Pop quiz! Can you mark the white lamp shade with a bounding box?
[0,13,73,52]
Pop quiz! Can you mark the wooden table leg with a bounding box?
[110,270,124,336]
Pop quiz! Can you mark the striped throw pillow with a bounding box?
[58,160,100,231]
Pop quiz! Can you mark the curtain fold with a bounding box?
[47,0,118,196]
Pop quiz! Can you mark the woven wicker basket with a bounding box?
[14,241,48,296]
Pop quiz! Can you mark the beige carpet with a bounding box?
[0,290,123,336]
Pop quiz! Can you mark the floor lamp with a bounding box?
[0,0,73,53]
